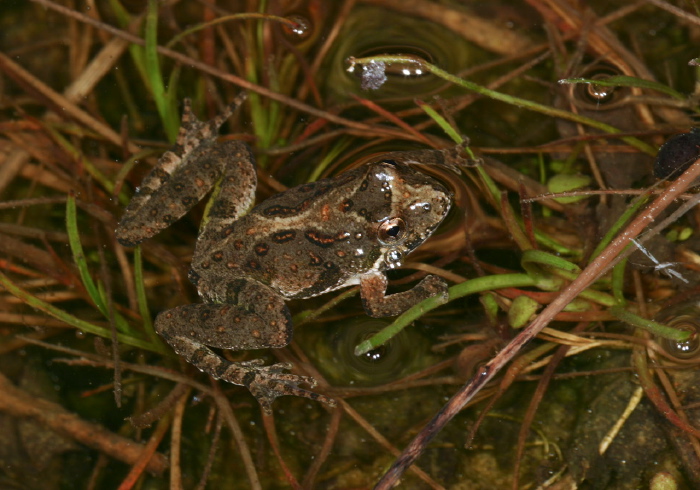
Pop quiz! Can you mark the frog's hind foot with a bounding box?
[235,360,336,414]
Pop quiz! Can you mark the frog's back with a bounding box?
[190,160,451,302]
[192,166,381,300]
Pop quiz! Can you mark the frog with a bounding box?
[116,94,454,413]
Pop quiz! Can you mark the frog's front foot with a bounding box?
[360,270,449,318]
[235,360,336,414]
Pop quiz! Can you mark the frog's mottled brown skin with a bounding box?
[116,96,453,413]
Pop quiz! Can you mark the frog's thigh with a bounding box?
[198,142,257,238]
[359,270,449,318]
[155,301,292,351]
[118,141,253,245]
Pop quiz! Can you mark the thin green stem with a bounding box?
[348,55,657,155]
[0,271,168,354]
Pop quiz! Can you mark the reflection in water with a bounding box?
[304,317,424,387]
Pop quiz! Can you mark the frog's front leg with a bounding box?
[360,270,448,317]
[154,281,335,413]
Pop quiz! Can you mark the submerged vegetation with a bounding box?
[1,1,700,488]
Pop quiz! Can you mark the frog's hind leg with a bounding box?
[116,95,252,246]
[154,283,334,413]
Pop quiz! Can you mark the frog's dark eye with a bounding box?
[381,159,398,166]
[378,217,406,243]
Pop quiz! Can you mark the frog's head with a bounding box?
[363,159,452,269]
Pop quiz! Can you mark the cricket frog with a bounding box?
[116,95,454,413]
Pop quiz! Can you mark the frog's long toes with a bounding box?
[245,369,335,412]
[278,383,336,408]
[261,362,294,374]
[238,359,268,368]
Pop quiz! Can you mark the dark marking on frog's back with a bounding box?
[292,261,342,299]
[305,230,337,248]
[312,184,333,197]
[271,230,296,243]
[262,183,335,218]
[254,243,269,256]
[262,204,304,217]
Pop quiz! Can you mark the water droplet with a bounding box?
[282,15,311,41]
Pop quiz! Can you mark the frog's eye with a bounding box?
[381,159,397,166]
[378,217,406,243]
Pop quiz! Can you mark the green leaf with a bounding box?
[547,174,592,204]
[508,295,539,329]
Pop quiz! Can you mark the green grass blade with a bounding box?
[611,305,691,341]
[589,192,651,263]
[133,246,161,346]
[145,0,178,141]
[66,196,141,336]
[308,139,352,182]
[0,271,168,354]
[416,100,463,145]
[66,195,107,314]
[559,75,687,101]
[611,256,628,305]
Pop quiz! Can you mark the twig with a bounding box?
[169,386,192,490]
[0,371,168,474]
